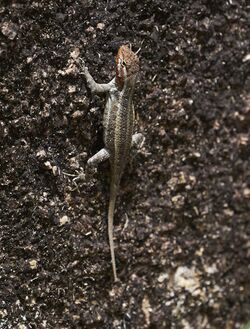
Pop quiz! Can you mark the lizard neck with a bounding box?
[115,74,137,93]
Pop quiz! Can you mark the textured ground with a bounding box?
[0,1,249,328]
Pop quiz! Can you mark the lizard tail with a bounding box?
[108,179,118,282]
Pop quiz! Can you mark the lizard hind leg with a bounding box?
[86,147,110,178]
[73,148,110,185]
[87,147,110,167]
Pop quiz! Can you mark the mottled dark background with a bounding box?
[0,0,249,328]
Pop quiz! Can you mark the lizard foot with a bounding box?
[72,166,97,188]
[78,58,89,75]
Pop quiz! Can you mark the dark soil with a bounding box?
[0,1,249,328]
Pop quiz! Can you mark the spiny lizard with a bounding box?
[79,45,144,281]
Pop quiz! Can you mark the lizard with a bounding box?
[79,45,144,282]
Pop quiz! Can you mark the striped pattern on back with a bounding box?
[104,84,134,181]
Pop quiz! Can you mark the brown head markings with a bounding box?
[115,45,140,90]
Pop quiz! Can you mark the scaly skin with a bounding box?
[80,45,144,281]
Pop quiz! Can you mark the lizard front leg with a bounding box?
[79,59,115,94]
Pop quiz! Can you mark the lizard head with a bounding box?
[115,45,139,90]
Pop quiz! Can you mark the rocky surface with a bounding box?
[0,1,249,328]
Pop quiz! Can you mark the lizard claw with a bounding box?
[78,58,88,75]
[72,166,97,187]
[73,172,86,184]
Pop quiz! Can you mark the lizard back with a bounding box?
[103,86,135,179]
